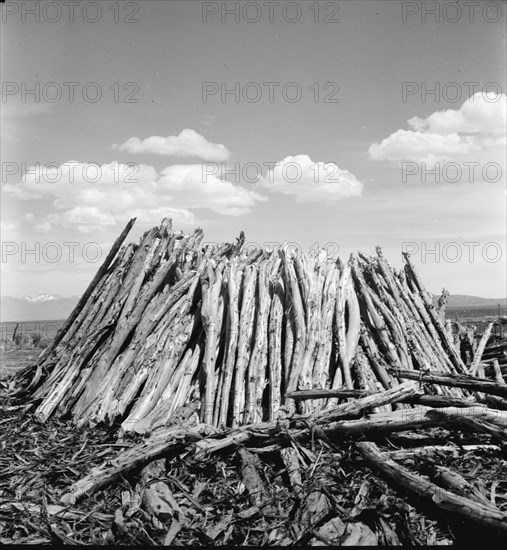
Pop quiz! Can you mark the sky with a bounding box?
[1,0,506,299]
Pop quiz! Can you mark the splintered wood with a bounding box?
[16,217,504,435]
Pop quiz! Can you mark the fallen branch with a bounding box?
[357,441,507,532]
[388,368,507,399]
[426,407,507,441]
[61,424,209,505]
[432,465,494,507]
[385,444,501,461]
[286,388,372,401]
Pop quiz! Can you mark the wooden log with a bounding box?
[385,444,501,461]
[334,264,355,390]
[231,264,258,426]
[283,297,295,392]
[311,264,338,400]
[426,407,507,441]
[282,249,307,397]
[245,260,271,423]
[267,278,284,421]
[298,252,326,416]
[318,381,422,424]
[201,261,225,425]
[403,394,478,408]
[344,274,362,375]
[217,262,242,428]
[357,441,507,532]
[61,424,211,504]
[322,408,448,435]
[293,252,310,307]
[287,388,373,400]
[209,274,227,429]
[432,466,494,507]
[388,368,507,398]
[470,322,494,376]
[288,390,477,409]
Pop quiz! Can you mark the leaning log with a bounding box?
[39,217,136,364]
[470,322,494,376]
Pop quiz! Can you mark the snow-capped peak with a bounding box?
[23,294,60,303]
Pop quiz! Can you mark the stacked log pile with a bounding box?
[16,217,504,435]
[6,217,507,543]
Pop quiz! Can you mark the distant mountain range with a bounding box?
[1,294,79,322]
[433,294,507,309]
[449,296,507,308]
[0,293,505,323]
[22,293,60,303]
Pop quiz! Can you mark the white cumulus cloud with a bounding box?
[3,160,266,233]
[116,129,231,161]
[369,93,506,164]
[159,164,267,216]
[257,155,363,203]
